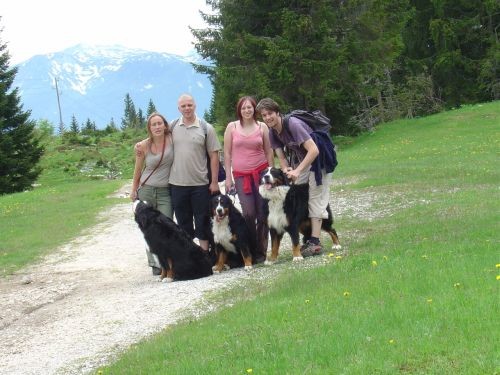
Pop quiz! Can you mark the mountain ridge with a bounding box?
[13,44,213,129]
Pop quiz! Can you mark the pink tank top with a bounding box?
[231,123,268,172]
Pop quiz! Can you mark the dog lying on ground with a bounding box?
[133,200,213,282]
[209,194,254,272]
[258,167,341,263]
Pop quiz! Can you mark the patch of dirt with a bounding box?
[0,180,415,374]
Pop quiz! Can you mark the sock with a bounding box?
[309,237,320,245]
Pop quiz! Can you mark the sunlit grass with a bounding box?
[98,102,499,373]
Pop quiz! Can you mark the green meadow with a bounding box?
[1,102,498,373]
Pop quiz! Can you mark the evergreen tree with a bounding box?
[69,115,79,133]
[137,108,145,128]
[401,0,499,106]
[82,118,96,134]
[146,99,157,117]
[121,93,138,129]
[0,31,44,194]
[105,117,118,133]
[193,0,412,134]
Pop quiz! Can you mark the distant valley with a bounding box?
[13,44,213,129]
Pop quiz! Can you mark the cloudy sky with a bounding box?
[1,0,211,64]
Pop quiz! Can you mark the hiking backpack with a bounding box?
[283,109,332,134]
[281,109,337,173]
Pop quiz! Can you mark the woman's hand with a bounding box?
[225,180,234,195]
[134,142,143,157]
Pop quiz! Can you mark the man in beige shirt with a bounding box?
[168,94,221,252]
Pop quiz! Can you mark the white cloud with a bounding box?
[1,0,211,64]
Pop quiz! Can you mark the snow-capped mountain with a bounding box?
[13,44,213,129]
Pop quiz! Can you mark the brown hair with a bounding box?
[256,97,281,114]
[236,96,258,123]
[146,112,170,139]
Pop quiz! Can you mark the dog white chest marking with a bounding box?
[212,216,237,253]
[259,185,289,235]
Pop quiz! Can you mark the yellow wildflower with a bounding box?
[343,291,350,297]
[372,260,378,267]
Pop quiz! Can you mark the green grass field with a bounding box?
[1,102,498,373]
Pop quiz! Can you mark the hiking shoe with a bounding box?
[301,241,324,257]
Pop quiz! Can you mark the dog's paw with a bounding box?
[264,259,274,266]
[332,244,342,250]
[244,265,253,271]
[292,256,304,262]
[161,277,174,283]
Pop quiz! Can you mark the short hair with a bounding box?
[256,97,281,114]
[146,112,170,139]
[236,96,258,123]
[178,93,195,104]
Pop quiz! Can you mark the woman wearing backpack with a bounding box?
[256,97,340,257]
[224,96,274,264]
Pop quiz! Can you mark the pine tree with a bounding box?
[146,99,157,117]
[121,93,138,129]
[69,115,79,133]
[105,117,118,133]
[82,118,95,134]
[0,31,44,194]
[137,108,145,128]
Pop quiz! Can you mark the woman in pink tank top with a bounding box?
[223,96,274,263]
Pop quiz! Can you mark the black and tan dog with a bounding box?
[258,167,341,263]
[133,200,213,282]
[209,194,254,272]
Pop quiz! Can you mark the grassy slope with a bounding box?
[0,130,143,276]
[100,102,499,374]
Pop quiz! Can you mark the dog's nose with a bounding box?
[216,208,223,215]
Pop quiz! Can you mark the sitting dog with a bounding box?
[209,194,254,272]
[258,167,341,263]
[133,200,213,282]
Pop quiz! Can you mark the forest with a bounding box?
[1,0,498,194]
[192,0,498,134]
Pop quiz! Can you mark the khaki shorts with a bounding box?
[307,170,332,219]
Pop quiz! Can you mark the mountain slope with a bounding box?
[13,44,213,129]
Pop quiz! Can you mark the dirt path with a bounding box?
[0,180,393,375]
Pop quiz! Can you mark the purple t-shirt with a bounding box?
[269,116,313,166]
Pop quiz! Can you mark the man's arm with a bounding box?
[286,139,319,182]
[208,150,220,194]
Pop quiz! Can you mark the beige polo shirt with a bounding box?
[169,116,221,186]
